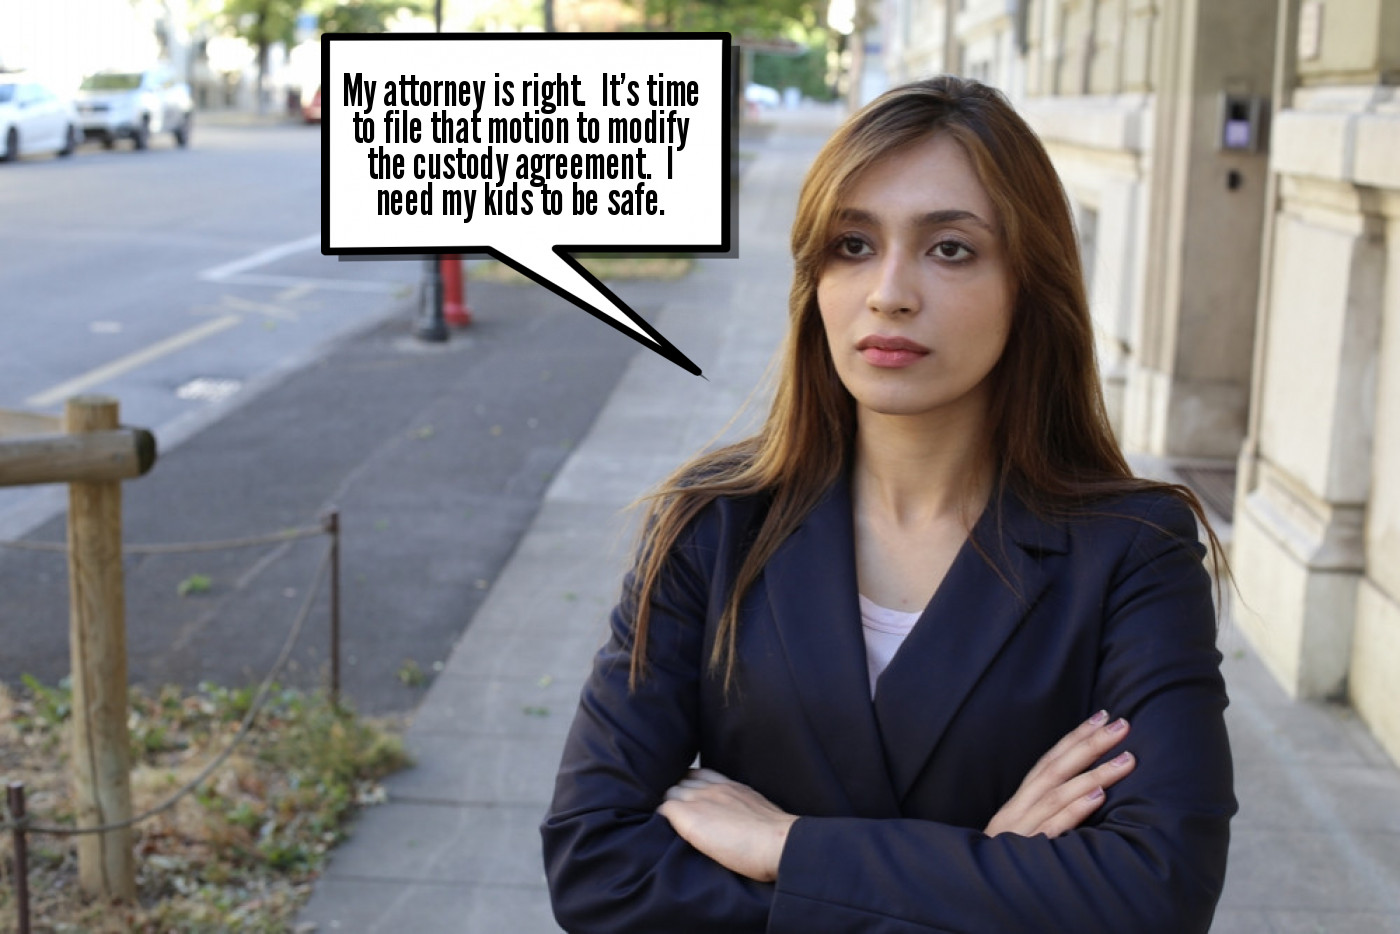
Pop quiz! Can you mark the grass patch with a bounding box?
[470,253,693,284]
[0,677,409,932]
[177,574,212,597]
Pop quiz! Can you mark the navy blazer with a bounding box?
[542,477,1235,933]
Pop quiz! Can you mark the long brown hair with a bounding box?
[627,76,1221,689]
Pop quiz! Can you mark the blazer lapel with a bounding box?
[762,476,902,817]
[872,489,1069,803]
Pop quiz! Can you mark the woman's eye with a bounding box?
[932,240,973,261]
[834,235,873,258]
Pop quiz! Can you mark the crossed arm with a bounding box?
[659,710,1139,884]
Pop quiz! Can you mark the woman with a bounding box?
[541,76,1235,933]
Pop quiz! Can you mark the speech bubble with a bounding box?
[321,33,733,376]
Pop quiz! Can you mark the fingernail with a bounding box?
[1107,717,1128,734]
[1085,786,1104,802]
[1088,709,1109,726]
[1112,751,1133,767]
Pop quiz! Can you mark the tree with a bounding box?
[629,0,822,39]
[219,0,303,112]
[317,0,432,34]
[751,45,833,101]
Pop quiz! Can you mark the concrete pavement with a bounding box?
[283,107,1400,933]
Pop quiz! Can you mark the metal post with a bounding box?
[325,510,342,708]
[8,782,31,934]
[415,256,448,342]
[415,1,449,344]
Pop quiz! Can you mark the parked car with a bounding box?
[744,83,781,110]
[0,73,79,161]
[301,84,321,123]
[74,64,193,150]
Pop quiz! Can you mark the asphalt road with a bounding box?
[0,117,646,712]
[0,120,424,534]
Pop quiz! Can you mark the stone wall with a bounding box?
[1236,71,1399,757]
[877,0,1400,765]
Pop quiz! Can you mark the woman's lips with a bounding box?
[856,335,930,368]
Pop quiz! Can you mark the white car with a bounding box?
[0,74,79,161]
[75,65,193,150]
[744,83,782,110]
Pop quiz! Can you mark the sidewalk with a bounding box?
[295,109,1400,933]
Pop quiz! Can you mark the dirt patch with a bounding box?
[1,677,408,933]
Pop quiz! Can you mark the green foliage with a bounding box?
[219,0,303,53]
[158,684,409,920]
[200,680,258,721]
[18,672,72,729]
[179,572,213,596]
[453,0,545,30]
[751,45,836,101]
[627,0,820,38]
[264,688,410,783]
[396,658,427,687]
[7,677,409,931]
[318,0,431,33]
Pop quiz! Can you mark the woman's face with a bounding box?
[816,132,1014,427]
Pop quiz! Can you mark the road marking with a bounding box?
[198,233,321,282]
[222,294,300,321]
[216,273,403,294]
[196,235,407,294]
[25,314,243,408]
[276,282,315,303]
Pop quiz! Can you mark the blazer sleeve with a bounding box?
[768,494,1236,934]
[541,511,774,933]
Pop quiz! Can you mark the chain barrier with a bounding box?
[0,540,332,839]
[0,522,325,555]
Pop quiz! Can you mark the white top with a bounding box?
[859,594,922,698]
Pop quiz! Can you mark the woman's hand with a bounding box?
[657,768,798,883]
[658,714,1131,878]
[984,710,1136,838]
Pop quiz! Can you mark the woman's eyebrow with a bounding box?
[916,209,995,232]
[834,207,995,232]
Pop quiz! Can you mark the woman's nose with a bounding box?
[866,253,920,316]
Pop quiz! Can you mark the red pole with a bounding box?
[441,255,472,327]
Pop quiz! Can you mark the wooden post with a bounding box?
[0,409,61,438]
[63,395,135,901]
[0,430,156,487]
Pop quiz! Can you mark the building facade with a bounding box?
[882,0,1400,764]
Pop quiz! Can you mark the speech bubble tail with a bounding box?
[492,248,703,377]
